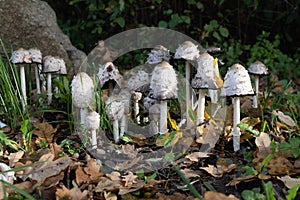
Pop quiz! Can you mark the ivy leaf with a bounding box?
[219,27,229,37]
[212,31,221,40]
[158,20,168,28]
[114,17,125,28]
[210,20,219,28]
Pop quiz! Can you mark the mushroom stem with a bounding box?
[113,120,119,143]
[253,75,259,108]
[159,101,168,134]
[150,114,159,134]
[134,99,140,124]
[19,65,27,113]
[35,64,41,94]
[108,81,114,95]
[233,97,241,152]
[120,114,127,138]
[91,130,97,149]
[185,61,192,126]
[197,89,206,124]
[80,108,87,125]
[47,73,52,105]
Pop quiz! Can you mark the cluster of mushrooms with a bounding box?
[70,41,269,152]
[10,48,67,112]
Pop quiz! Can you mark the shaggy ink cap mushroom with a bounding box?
[97,62,122,89]
[247,61,269,76]
[127,70,150,93]
[42,56,66,75]
[174,41,200,61]
[221,64,254,97]
[192,52,223,90]
[10,48,32,64]
[28,48,42,64]
[146,45,170,65]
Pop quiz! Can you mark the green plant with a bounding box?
[286,184,300,200]
[278,137,300,158]
[0,130,19,151]
[20,119,33,151]
[241,187,266,200]
[60,138,84,156]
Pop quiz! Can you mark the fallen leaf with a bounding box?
[42,170,65,189]
[106,171,121,182]
[266,156,294,175]
[95,177,120,192]
[185,152,209,162]
[226,175,257,186]
[200,163,236,178]
[56,185,88,200]
[203,191,239,200]
[104,191,117,200]
[278,175,300,189]
[155,192,198,200]
[180,168,200,179]
[122,171,138,187]
[32,122,57,143]
[84,158,102,182]
[273,110,296,127]
[5,151,24,167]
[255,132,271,160]
[76,166,90,186]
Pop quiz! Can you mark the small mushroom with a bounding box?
[28,48,42,95]
[97,62,122,94]
[247,61,269,108]
[221,64,254,152]
[191,53,223,124]
[10,48,32,113]
[42,56,67,105]
[85,111,100,149]
[71,72,95,125]
[174,41,200,126]
[150,61,178,134]
[127,70,150,93]
[132,91,143,124]
[146,45,170,65]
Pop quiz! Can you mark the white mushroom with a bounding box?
[42,56,67,105]
[127,70,150,92]
[150,61,178,134]
[174,41,199,126]
[191,53,223,124]
[148,104,160,134]
[85,111,100,149]
[97,62,122,94]
[28,48,42,95]
[146,45,170,65]
[10,48,32,113]
[71,72,95,125]
[247,61,269,108]
[221,64,254,152]
[132,91,143,124]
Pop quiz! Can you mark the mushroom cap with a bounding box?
[28,48,42,64]
[146,45,170,65]
[247,61,269,75]
[106,95,125,121]
[221,63,254,97]
[127,70,150,92]
[97,62,122,89]
[174,41,199,61]
[71,72,95,108]
[143,95,157,110]
[132,91,143,101]
[10,48,32,64]
[150,61,178,100]
[191,53,222,89]
[42,56,67,74]
[85,111,100,130]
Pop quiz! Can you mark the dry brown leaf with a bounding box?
[106,171,121,182]
[32,122,57,143]
[122,171,138,187]
[104,191,117,200]
[200,164,236,178]
[24,156,72,182]
[84,158,102,182]
[277,175,300,189]
[203,191,239,200]
[95,177,120,192]
[255,132,271,159]
[42,171,65,189]
[5,151,24,167]
[6,181,34,195]
[226,175,257,186]
[115,156,141,171]
[273,110,296,127]
[118,179,144,195]
[185,152,209,162]
[180,168,200,179]
[266,156,294,175]
[155,192,197,200]
[56,185,88,200]
[76,166,90,186]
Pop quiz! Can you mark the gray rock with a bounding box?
[0,0,86,75]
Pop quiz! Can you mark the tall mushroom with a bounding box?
[221,64,254,152]
[150,61,178,134]
[174,41,199,126]
[10,48,32,113]
[97,62,122,95]
[191,53,223,124]
[42,56,66,105]
[28,48,42,95]
[247,61,269,108]
[85,111,100,149]
[71,72,95,125]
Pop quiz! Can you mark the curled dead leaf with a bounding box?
[277,175,300,189]
[203,191,239,200]
[273,110,296,127]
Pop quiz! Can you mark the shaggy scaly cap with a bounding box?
[71,72,94,108]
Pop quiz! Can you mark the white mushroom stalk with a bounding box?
[132,92,142,124]
[10,48,32,113]
[42,56,66,105]
[247,61,269,108]
[191,53,223,124]
[146,45,170,65]
[85,111,100,149]
[149,104,160,134]
[71,72,95,125]
[28,48,42,95]
[174,41,199,126]
[150,61,178,134]
[221,64,254,152]
[97,62,122,94]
